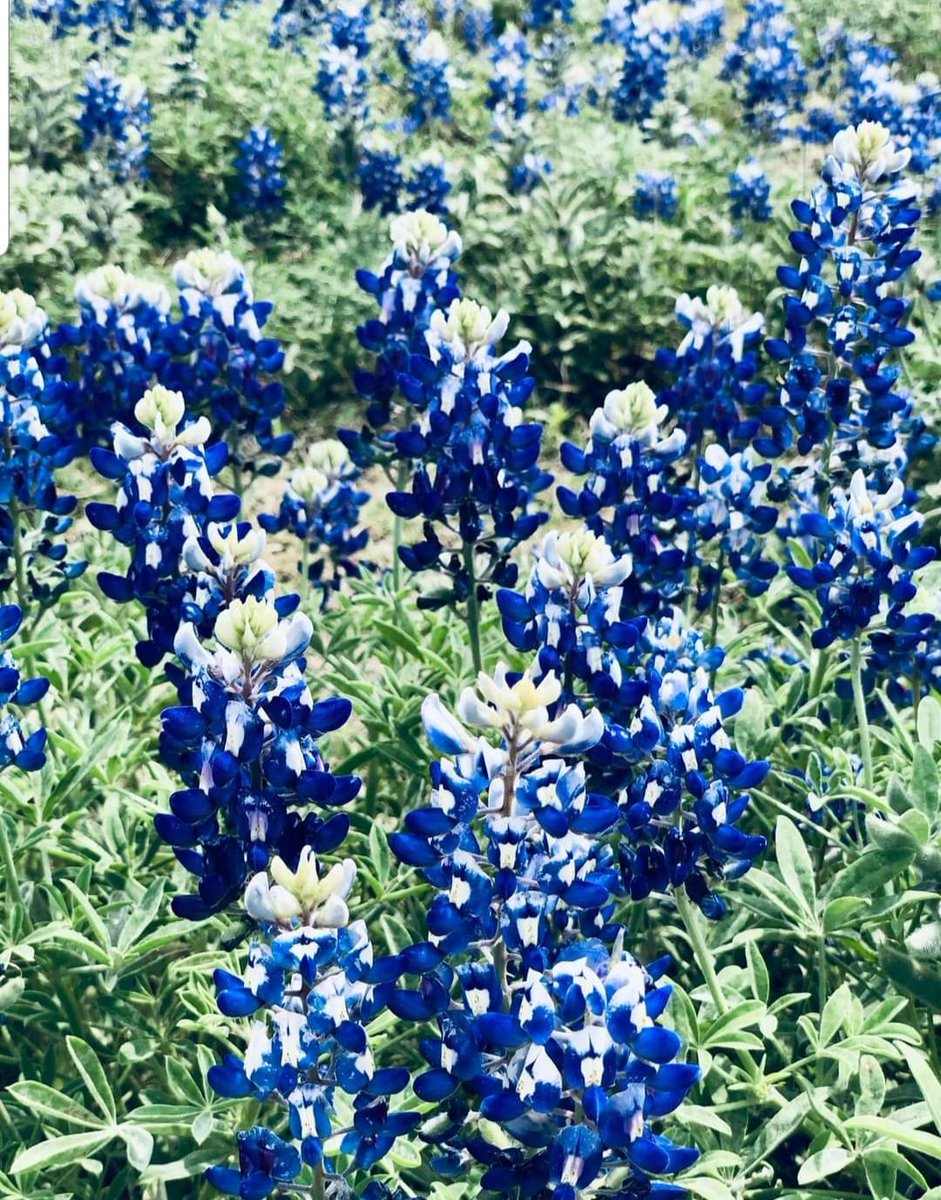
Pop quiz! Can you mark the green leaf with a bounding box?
[797,1145,853,1185]
[745,1094,813,1168]
[116,879,165,955]
[10,1130,114,1174]
[369,822,392,888]
[846,1115,941,1159]
[855,1056,886,1118]
[745,940,769,1003]
[65,1038,116,1122]
[775,816,816,917]
[911,745,939,823]
[6,1082,103,1129]
[701,999,766,1049]
[116,1124,153,1171]
[917,695,941,748]
[901,1045,941,1131]
[820,983,855,1047]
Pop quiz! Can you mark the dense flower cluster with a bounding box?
[729,159,772,223]
[385,294,552,607]
[388,667,701,1195]
[207,852,418,1191]
[763,122,923,469]
[607,0,676,127]
[344,209,462,470]
[633,171,678,220]
[720,0,807,138]
[787,470,934,650]
[76,62,151,181]
[0,289,85,604]
[86,384,240,665]
[408,31,453,127]
[232,124,287,217]
[260,439,369,596]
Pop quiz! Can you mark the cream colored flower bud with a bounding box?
[214,596,287,661]
[134,385,186,440]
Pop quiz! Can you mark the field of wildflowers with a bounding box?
[3,1,941,1199]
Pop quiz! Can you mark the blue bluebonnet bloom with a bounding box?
[344,209,462,468]
[386,297,552,605]
[358,143,404,214]
[0,604,48,773]
[720,0,807,138]
[729,160,773,223]
[556,382,692,613]
[316,42,371,125]
[76,62,151,181]
[407,31,453,127]
[260,439,369,597]
[609,1,675,127]
[157,593,361,917]
[658,286,766,448]
[406,154,451,214]
[166,249,292,476]
[0,289,86,605]
[459,0,493,51]
[495,538,770,915]
[207,852,418,1192]
[526,0,573,30]
[509,150,553,195]
[86,385,241,665]
[388,667,701,1192]
[675,0,724,59]
[54,264,172,448]
[232,124,287,217]
[762,122,923,469]
[633,171,678,221]
[787,470,935,650]
[488,27,530,132]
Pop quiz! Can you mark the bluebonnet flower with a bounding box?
[386,297,552,605]
[388,666,701,1191]
[0,604,48,773]
[526,0,573,31]
[675,0,724,59]
[406,153,451,214]
[729,160,773,223]
[509,151,552,195]
[86,385,241,665]
[762,122,924,469]
[632,171,678,221]
[720,0,807,138]
[207,853,418,1192]
[270,0,328,48]
[488,28,530,131]
[259,439,369,597]
[157,593,361,917]
[232,125,287,218]
[407,31,453,127]
[343,209,462,468]
[787,470,935,650]
[76,63,150,181]
[316,42,370,125]
[358,143,404,214]
[555,382,692,613]
[657,286,766,447]
[609,2,675,127]
[166,249,292,477]
[459,0,493,52]
[53,264,172,448]
[0,289,86,605]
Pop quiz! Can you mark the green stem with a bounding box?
[809,646,829,700]
[675,886,729,1017]
[0,816,30,932]
[9,496,28,611]
[709,551,725,652]
[850,637,874,790]
[312,1164,326,1200]
[301,535,311,600]
[392,460,407,592]
[462,542,482,675]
